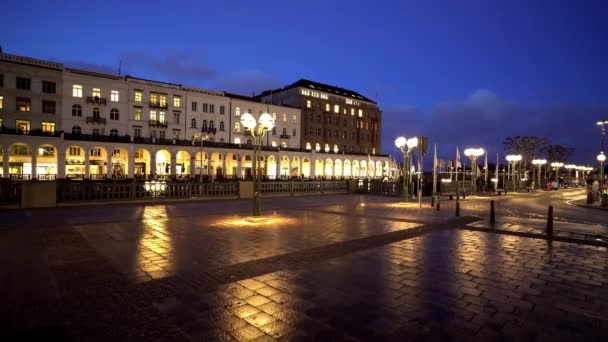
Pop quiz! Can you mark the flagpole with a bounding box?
[484,151,488,193]
[495,152,499,191]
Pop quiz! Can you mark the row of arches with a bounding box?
[1,142,389,180]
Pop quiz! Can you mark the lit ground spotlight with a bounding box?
[209,213,298,228]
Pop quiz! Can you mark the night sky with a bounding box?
[2,0,607,163]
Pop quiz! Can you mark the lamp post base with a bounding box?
[252,191,261,217]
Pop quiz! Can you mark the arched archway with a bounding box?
[267,155,277,179]
[334,159,343,178]
[210,152,223,177]
[353,160,360,178]
[225,152,239,178]
[291,157,300,178]
[8,143,32,178]
[376,161,383,177]
[134,148,151,178]
[155,149,171,176]
[302,157,311,178]
[324,158,333,178]
[109,147,128,178]
[343,159,352,178]
[36,144,57,179]
[66,145,85,179]
[360,160,368,177]
[176,151,190,176]
[280,156,289,179]
[315,158,324,178]
[89,146,108,179]
[242,154,253,179]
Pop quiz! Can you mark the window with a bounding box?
[150,130,157,138]
[172,130,180,139]
[334,104,339,113]
[219,138,224,143]
[173,96,181,107]
[247,109,252,114]
[91,148,101,156]
[16,97,31,112]
[110,108,119,120]
[234,137,241,144]
[111,90,119,102]
[220,105,225,114]
[42,121,55,133]
[112,149,120,157]
[316,115,321,123]
[272,141,277,147]
[292,115,297,123]
[134,127,141,137]
[72,126,81,135]
[316,128,321,136]
[247,139,252,145]
[358,109,363,117]
[306,142,311,150]
[293,129,297,137]
[209,120,214,129]
[202,120,208,129]
[42,100,56,114]
[210,104,215,113]
[159,131,166,139]
[159,95,167,107]
[316,143,321,151]
[173,111,180,124]
[42,81,56,94]
[159,111,165,123]
[325,103,330,112]
[234,122,240,132]
[93,107,100,119]
[150,110,157,121]
[134,107,142,120]
[16,120,30,134]
[92,88,101,98]
[219,121,224,131]
[0,96,3,109]
[73,84,83,98]
[202,103,208,112]
[110,129,118,137]
[192,101,197,111]
[191,118,197,128]
[235,107,240,116]
[0,74,3,87]
[69,147,81,156]
[16,77,31,90]
[92,129,100,136]
[282,128,287,135]
[306,100,311,108]
[134,90,142,102]
[150,94,158,104]
[272,112,276,121]
[272,127,276,136]
[282,113,287,122]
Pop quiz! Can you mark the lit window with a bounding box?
[0,96,3,109]
[42,122,55,133]
[159,111,165,123]
[159,95,167,107]
[111,90,119,102]
[235,107,240,116]
[69,146,81,156]
[234,122,240,132]
[292,115,297,123]
[325,103,330,112]
[92,88,101,98]
[334,104,339,113]
[72,84,83,98]
[134,90,142,102]
[282,113,287,122]
[112,149,120,157]
[315,143,321,151]
[306,142,311,150]
[272,141,277,147]
[234,137,241,144]
[351,108,355,116]
[358,109,363,117]
[150,94,157,104]
[16,97,31,112]
[325,144,330,152]
[134,107,142,120]
[173,96,181,107]
[272,112,276,121]
[306,100,311,108]
[16,120,30,133]
[150,110,157,121]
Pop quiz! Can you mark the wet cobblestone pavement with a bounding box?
[2,194,608,341]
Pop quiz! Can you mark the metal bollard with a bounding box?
[490,200,495,225]
[455,200,460,217]
[431,194,436,207]
[546,205,554,237]
[436,201,440,211]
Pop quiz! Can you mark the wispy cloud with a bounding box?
[211,69,283,96]
[119,50,216,83]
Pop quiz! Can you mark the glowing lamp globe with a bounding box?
[598,152,606,162]
[240,113,257,130]
[258,113,275,130]
[406,137,418,149]
[395,136,406,149]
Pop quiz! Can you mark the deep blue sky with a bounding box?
[2,0,607,163]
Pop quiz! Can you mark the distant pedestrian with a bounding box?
[546,180,552,191]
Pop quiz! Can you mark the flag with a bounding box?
[433,144,438,195]
[484,151,488,184]
[456,146,462,168]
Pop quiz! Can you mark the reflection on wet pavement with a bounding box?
[75,207,420,282]
[156,229,608,341]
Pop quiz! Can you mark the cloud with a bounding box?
[119,50,216,83]
[212,69,283,96]
[382,90,608,164]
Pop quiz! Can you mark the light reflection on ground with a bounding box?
[208,214,299,228]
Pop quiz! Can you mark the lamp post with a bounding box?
[464,148,484,194]
[193,127,216,185]
[598,152,606,197]
[564,164,577,187]
[505,155,522,191]
[531,159,546,190]
[395,136,418,201]
[550,162,564,184]
[240,112,275,217]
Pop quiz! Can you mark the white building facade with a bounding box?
[0,52,391,180]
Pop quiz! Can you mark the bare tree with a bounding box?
[503,136,550,171]
[544,144,575,162]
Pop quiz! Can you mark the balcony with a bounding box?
[149,119,168,128]
[0,127,61,137]
[280,134,291,139]
[149,101,168,110]
[86,116,107,124]
[86,96,107,105]
[201,127,217,135]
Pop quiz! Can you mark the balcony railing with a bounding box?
[201,127,217,135]
[149,101,168,110]
[86,96,107,105]
[149,119,168,128]
[9,174,31,180]
[86,116,107,124]
[280,134,291,139]
[90,174,107,180]
[38,174,57,180]
[0,127,62,137]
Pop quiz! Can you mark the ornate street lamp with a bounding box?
[241,112,275,217]
[550,162,564,184]
[564,164,577,187]
[464,148,484,194]
[505,155,522,191]
[395,136,418,201]
[531,159,546,191]
[598,152,606,196]
[193,127,216,185]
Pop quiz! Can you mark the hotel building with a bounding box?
[0,52,390,181]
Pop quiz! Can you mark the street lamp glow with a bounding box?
[406,137,418,149]
[464,148,484,157]
[464,147,484,194]
[394,136,406,149]
[598,152,606,162]
[240,113,257,130]
[532,159,546,165]
[258,113,275,130]
[550,162,564,168]
[394,135,418,201]
[505,154,522,162]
